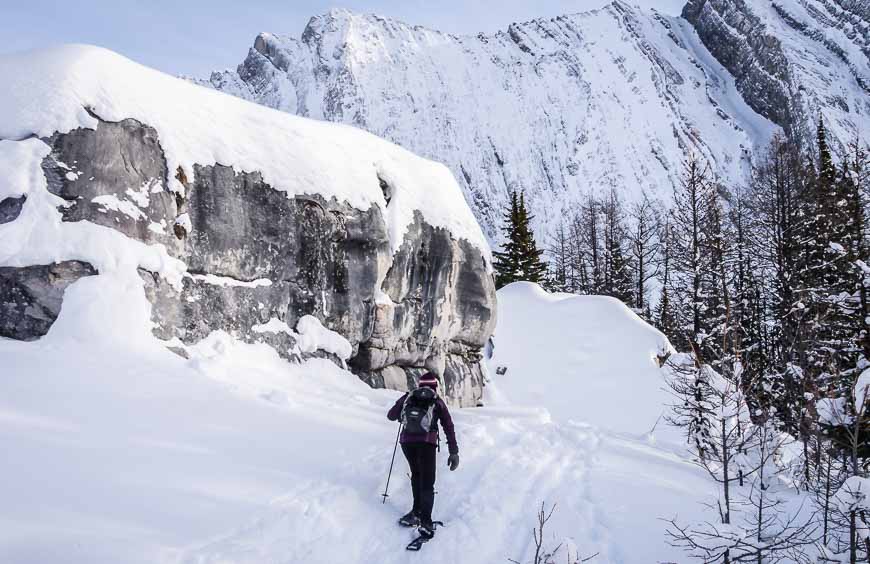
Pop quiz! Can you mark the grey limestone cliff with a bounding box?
[2,116,496,406]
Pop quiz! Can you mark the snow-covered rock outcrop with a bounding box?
[202,1,868,241]
[0,45,496,406]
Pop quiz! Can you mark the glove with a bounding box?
[447,453,459,471]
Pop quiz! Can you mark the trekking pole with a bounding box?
[382,424,402,504]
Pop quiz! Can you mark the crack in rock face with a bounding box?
[6,116,496,406]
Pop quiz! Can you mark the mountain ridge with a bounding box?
[201,0,868,241]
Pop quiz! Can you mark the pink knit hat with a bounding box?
[418,372,439,389]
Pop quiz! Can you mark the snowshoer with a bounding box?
[387,372,459,540]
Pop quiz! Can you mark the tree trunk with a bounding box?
[823,454,831,546]
[803,436,811,487]
[851,510,858,564]
[722,417,731,525]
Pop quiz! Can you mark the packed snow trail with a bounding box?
[182,406,614,563]
[0,281,713,563]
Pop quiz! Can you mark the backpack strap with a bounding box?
[399,392,411,423]
[432,398,441,440]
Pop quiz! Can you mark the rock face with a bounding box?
[356,214,495,401]
[683,0,869,141]
[682,0,795,129]
[10,116,495,406]
[0,195,26,224]
[203,2,869,241]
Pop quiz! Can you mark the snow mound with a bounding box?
[252,315,354,361]
[487,282,675,440]
[295,315,353,361]
[1,287,709,564]
[0,45,489,260]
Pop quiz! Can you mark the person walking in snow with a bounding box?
[387,372,459,540]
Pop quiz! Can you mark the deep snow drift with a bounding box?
[0,281,712,563]
[488,282,675,440]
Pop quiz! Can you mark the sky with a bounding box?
[0,0,686,77]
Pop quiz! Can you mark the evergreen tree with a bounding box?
[493,191,522,288]
[846,135,870,363]
[798,117,861,398]
[745,134,808,430]
[516,192,548,284]
[667,154,718,354]
[655,215,677,338]
[493,190,547,288]
[729,184,769,409]
[607,237,634,305]
[700,185,732,372]
[601,189,635,306]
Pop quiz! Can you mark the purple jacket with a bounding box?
[387,393,458,455]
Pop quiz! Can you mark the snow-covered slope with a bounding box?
[1,278,711,563]
[203,3,780,241]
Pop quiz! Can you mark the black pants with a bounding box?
[401,442,437,524]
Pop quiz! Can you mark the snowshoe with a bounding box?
[398,511,421,527]
[417,522,436,539]
[405,521,443,551]
[406,534,430,551]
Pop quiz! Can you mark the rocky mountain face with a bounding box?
[0,47,496,406]
[684,0,869,141]
[202,0,869,241]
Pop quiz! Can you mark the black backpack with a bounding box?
[402,387,437,434]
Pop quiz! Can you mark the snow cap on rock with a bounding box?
[0,44,492,264]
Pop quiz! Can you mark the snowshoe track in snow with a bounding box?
[181,408,615,564]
